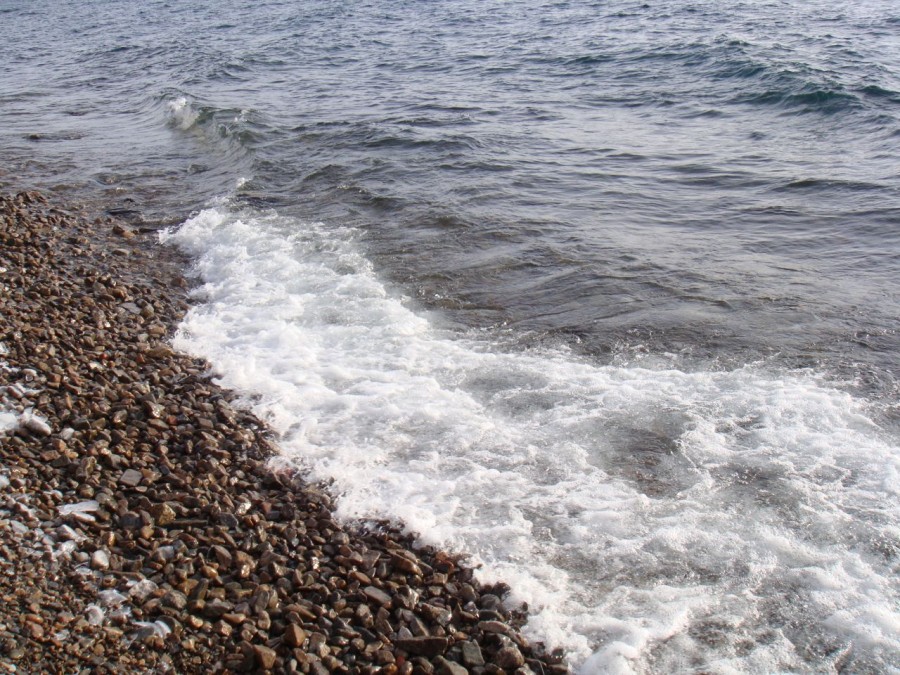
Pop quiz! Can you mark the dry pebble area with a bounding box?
[0,191,568,674]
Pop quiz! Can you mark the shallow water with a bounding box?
[3,0,900,671]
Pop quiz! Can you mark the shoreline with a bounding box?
[0,190,568,674]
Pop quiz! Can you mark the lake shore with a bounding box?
[0,190,567,675]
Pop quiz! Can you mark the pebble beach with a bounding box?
[0,190,567,675]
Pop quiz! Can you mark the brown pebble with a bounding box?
[363,585,392,606]
[253,644,277,669]
[394,636,450,657]
[284,623,307,647]
[433,656,467,675]
[119,469,142,487]
[494,645,526,669]
[150,502,177,526]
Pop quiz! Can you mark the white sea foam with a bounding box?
[165,96,199,131]
[0,342,19,434]
[0,412,17,434]
[163,205,900,673]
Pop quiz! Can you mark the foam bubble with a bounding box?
[165,96,199,131]
[164,205,900,673]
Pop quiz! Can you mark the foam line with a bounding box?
[163,204,900,672]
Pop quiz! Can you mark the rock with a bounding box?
[21,412,51,437]
[91,550,110,570]
[363,585,393,606]
[433,656,468,675]
[253,644,277,669]
[233,550,256,578]
[203,598,233,619]
[119,511,142,529]
[112,223,135,238]
[85,605,104,626]
[150,502,176,526]
[58,500,100,516]
[119,469,142,487]
[162,590,187,610]
[128,579,158,601]
[494,645,526,669]
[394,636,449,657]
[284,623,307,648]
[390,552,423,576]
[143,399,165,418]
[24,621,44,640]
[461,640,485,667]
[211,544,232,568]
[146,345,172,359]
[216,512,239,529]
[422,603,453,626]
[222,612,246,626]
[55,524,82,542]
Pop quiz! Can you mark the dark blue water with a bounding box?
[3,0,899,390]
[2,1,899,671]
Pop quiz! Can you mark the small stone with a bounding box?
[112,223,135,239]
[211,545,232,568]
[222,613,247,626]
[257,610,271,631]
[162,591,187,610]
[21,412,51,437]
[478,620,510,635]
[119,511,141,529]
[119,469,142,487]
[433,656,468,675]
[308,632,329,658]
[284,623,307,648]
[128,579,158,601]
[390,552,423,576]
[143,400,165,418]
[233,550,255,578]
[254,644,277,669]
[24,622,44,640]
[494,645,525,669]
[150,502,176,526]
[394,636,449,657]
[8,520,29,535]
[461,641,485,667]
[422,604,453,626]
[204,599,233,619]
[146,345,172,359]
[370,649,391,665]
[216,512,239,529]
[411,657,435,674]
[91,550,110,570]
[363,586,392,606]
[56,524,82,542]
[85,605,104,626]
[213,620,233,637]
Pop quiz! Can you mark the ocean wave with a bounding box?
[163,202,900,673]
[734,84,861,114]
[771,177,890,193]
[164,96,200,131]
